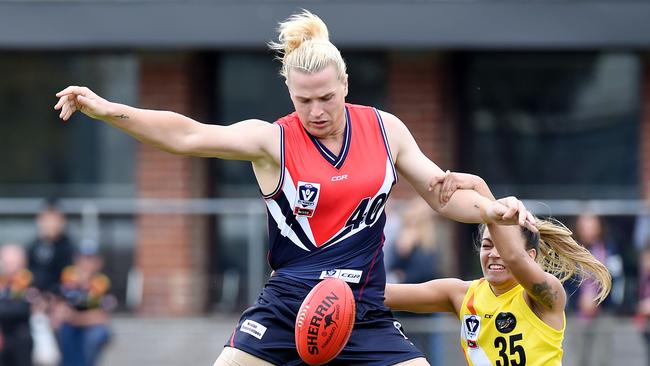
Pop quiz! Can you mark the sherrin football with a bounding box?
[295,277,356,365]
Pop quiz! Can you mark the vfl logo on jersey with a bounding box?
[463,314,481,348]
[319,269,363,284]
[293,181,321,217]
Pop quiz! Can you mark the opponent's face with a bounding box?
[479,228,534,291]
[287,64,348,139]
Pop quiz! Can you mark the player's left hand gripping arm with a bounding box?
[431,171,496,204]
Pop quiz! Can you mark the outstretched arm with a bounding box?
[54,86,279,162]
[385,279,469,315]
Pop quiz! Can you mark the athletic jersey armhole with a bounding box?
[459,278,484,320]
[516,290,566,339]
[261,124,285,199]
[374,108,398,184]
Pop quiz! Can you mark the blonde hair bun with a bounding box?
[269,10,346,80]
[274,10,329,56]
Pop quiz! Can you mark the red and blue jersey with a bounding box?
[227,105,424,365]
[263,103,397,314]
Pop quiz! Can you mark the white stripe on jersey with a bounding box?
[266,199,310,252]
[281,170,317,245]
[460,323,492,366]
[264,169,316,252]
[320,157,395,247]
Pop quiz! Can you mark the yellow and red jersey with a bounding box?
[459,279,564,366]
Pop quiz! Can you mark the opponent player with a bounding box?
[54,10,535,366]
[386,173,612,366]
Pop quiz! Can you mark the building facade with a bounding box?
[0,1,648,315]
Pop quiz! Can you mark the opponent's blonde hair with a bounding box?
[268,10,347,81]
[535,218,611,304]
[478,218,612,304]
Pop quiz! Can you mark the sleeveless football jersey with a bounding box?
[226,104,424,365]
[459,279,565,366]
[264,103,397,313]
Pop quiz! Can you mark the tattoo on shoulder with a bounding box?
[532,282,558,309]
[114,114,129,119]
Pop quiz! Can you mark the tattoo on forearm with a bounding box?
[532,282,557,309]
[114,114,129,119]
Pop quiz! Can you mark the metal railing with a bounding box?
[0,197,644,306]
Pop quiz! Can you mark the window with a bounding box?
[0,53,137,198]
[459,52,640,199]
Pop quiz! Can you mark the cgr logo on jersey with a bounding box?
[319,269,363,284]
[463,314,481,348]
[293,181,321,218]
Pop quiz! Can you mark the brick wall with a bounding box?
[136,53,209,315]
[386,51,459,276]
[387,52,457,199]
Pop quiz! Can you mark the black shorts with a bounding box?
[225,285,424,365]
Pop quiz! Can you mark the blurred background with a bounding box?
[0,0,648,365]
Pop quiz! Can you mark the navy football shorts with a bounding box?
[224,284,424,366]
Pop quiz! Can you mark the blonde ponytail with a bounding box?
[535,218,612,304]
[268,10,347,80]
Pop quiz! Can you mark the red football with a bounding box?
[295,277,356,365]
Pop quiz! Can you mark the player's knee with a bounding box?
[213,347,237,366]
[213,347,276,366]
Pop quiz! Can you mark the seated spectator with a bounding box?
[0,243,35,366]
[53,247,115,366]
